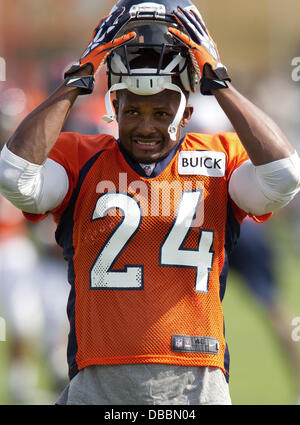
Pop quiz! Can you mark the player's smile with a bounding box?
[134,139,160,147]
[113,89,193,164]
[133,137,161,149]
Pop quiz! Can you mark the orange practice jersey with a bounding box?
[24,132,270,380]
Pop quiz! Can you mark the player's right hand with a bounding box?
[65,8,136,78]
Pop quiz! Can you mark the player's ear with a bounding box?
[180,105,193,128]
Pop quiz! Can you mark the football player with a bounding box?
[0,0,299,405]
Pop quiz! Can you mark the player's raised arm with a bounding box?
[5,66,88,165]
[0,9,135,214]
[169,6,300,215]
[169,6,295,165]
[4,9,135,165]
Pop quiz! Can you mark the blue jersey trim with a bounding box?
[55,149,107,380]
[220,200,241,381]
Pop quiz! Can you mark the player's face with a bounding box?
[114,90,193,164]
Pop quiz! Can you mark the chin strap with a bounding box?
[162,83,187,139]
[102,82,127,123]
[102,66,187,141]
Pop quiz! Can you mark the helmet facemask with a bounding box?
[102,3,199,140]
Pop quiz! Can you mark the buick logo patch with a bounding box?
[178,151,226,177]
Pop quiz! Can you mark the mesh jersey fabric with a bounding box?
[23,131,271,380]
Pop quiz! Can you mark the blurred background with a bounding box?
[0,0,300,405]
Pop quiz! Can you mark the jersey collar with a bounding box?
[117,137,185,178]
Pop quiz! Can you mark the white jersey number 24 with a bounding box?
[90,191,214,293]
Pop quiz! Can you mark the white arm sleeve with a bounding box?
[0,144,69,214]
[229,151,300,215]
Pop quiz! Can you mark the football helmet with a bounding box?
[102,0,201,140]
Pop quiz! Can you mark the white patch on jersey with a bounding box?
[178,151,226,177]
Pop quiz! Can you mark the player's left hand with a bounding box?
[168,6,230,94]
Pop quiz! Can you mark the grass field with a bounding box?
[224,274,298,405]
[224,215,300,405]
[0,216,299,405]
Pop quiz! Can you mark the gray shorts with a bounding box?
[56,364,231,405]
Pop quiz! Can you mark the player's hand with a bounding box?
[65,8,136,78]
[168,6,230,94]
